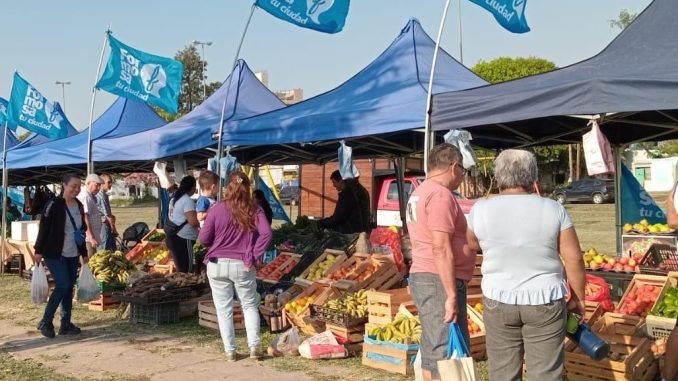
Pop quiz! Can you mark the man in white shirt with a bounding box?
[78,174,104,256]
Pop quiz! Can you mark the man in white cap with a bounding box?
[78,174,104,256]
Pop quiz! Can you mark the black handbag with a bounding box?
[164,218,187,237]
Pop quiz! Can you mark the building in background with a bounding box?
[625,148,678,192]
[255,70,304,105]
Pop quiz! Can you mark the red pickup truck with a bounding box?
[374,175,476,227]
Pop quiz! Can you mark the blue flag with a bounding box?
[468,0,530,34]
[96,34,183,114]
[255,0,350,34]
[256,177,291,223]
[621,164,665,224]
[6,73,72,140]
[0,98,8,125]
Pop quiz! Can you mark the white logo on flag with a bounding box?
[140,64,167,97]
[306,0,335,23]
[44,102,62,130]
[513,0,526,14]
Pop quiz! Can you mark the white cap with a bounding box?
[86,174,104,184]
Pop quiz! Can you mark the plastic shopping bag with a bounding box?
[76,264,101,302]
[437,323,479,381]
[582,120,615,176]
[338,141,360,180]
[414,349,424,381]
[585,274,615,312]
[444,130,478,169]
[31,264,49,304]
[269,327,301,357]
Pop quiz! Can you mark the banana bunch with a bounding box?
[367,314,422,344]
[325,289,369,318]
[89,250,136,285]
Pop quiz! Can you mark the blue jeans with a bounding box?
[98,222,116,251]
[207,259,260,352]
[42,256,79,325]
[409,272,469,379]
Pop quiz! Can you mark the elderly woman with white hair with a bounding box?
[466,149,586,381]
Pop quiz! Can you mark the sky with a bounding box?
[0,0,653,130]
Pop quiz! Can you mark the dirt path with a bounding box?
[0,320,311,381]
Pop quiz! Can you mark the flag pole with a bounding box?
[215,4,257,200]
[1,122,7,275]
[87,30,110,175]
[423,0,452,174]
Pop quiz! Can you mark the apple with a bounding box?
[628,258,637,267]
[607,258,617,266]
[623,265,634,272]
[614,263,624,272]
[619,257,629,265]
[602,263,613,271]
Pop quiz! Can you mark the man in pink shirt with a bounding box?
[406,143,476,381]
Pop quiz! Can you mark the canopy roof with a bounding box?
[431,0,678,148]
[219,19,486,164]
[2,127,19,152]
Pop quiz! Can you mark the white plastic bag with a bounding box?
[338,141,360,180]
[444,130,477,169]
[270,327,301,357]
[414,349,424,381]
[76,264,101,302]
[582,120,615,176]
[31,264,49,304]
[153,161,172,189]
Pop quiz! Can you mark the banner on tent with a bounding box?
[0,98,8,125]
[96,34,183,114]
[467,0,530,34]
[255,0,350,34]
[256,177,291,223]
[7,73,71,140]
[621,164,665,224]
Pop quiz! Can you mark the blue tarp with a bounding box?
[7,97,166,169]
[92,60,286,162]
[219,19,487,148]
[431,0,678,147]
[1,126,19,152]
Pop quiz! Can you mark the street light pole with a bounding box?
[192,40,212,101]
[55,81,71,111]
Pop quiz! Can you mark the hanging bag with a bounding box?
[437,323,479,381]
[76,263,101,302]
[65,204,86,247]
[164,200,187,237]
[30,263,49,304]
[582,120,615,176]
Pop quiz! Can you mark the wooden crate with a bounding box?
[327,323,365,345]
[467,306,486,361]
[141,228,165,246]
[294,249,347,288]
[259,305,289,333]
[320,253,371,284]
[332,257,403,292]
[564,314,657,381]
[88,292,120,311]
[611,274,667,324]
[151,261,176,276]
[362,339,419,376]
[198,300,244,331]
[256,252,302,283]
[283,283,340,335]
[367,288,412,325]
[646,271,678,339]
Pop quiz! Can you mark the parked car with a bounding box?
[552,178,615,205]
[278,185,300,205]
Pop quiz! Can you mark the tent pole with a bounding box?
[423,0,452,174]
[215,4,256,201]
[1,123,7,275]
[87,31,110,175]
[614,145,625,254]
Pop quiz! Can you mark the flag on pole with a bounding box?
[620,164,665,224]
[467,0,530,34]
[0,98,8,125]
[256,177,291,223]
[96,34,184,114]
[6,73,72,140]
[255,0,350,34]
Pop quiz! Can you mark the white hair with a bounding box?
[494,149,538,191]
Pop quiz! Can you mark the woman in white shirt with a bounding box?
[165,176,200,273]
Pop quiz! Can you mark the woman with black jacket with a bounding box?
[34,174,88,338]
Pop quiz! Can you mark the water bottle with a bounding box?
[566,313,610,361]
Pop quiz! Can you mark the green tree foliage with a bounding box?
[174,45,221,116]
[609,9,638,30]
[471,57,557,84]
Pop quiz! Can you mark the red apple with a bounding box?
[619,257,629,265]
[614,263,624,272]
[623,265,634,272]
[628,259,637,267]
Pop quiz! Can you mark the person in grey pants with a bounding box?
[466,149,586,381]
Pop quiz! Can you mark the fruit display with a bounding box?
[324,289,369,318]
[650,286,678,318]
[623,219,674,234]
[284,294,318,316]
[125,243,151,263]
[367,314,422,344]
[651,338,667,357]
[299,252,343,282]
[148,246,170,264]
[471,302,483,316]
[146,230,166,242]
[467,316,482,337]
[257,253,301,281]
[327,255,372,281]
[89,250,136,285]
[584,248,639,273]
[626,238,661,259]
[616,284,662,316]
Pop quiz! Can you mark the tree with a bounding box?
[471,57,557,84]
[174,45,222,116]
[609,9,638,30]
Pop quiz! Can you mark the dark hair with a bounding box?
[59,173,81,197]
[427,143,463,172]
[330,170,342,182]
[172,176,197,204]
[199,170,219,189]
[253,189,273,224]
[223,171,256,231]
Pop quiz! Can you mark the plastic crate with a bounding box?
[114,286,192,305]
[646,314,676,340]
[130,302,179,325]
[639,244,678,275]
[310,304,368,327]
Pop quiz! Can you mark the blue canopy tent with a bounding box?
[217,19,487,164]
[431,0,678,148]
[1,126,19,152]
[92,60,286,167]
[6,97,166,184]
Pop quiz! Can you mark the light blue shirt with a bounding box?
[468,194,573,305]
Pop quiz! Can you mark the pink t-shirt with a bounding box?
[406,180,475,281]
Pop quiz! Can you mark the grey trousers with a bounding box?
[483,296,566,381]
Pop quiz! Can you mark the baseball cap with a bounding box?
[86,174,104,184]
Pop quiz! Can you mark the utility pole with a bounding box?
[55,81,71,111]
[192,40,212,101]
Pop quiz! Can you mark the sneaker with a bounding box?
[249,347,262,360]
[37,320,55,339]
[58,323,82,335]
[225,350,237,362]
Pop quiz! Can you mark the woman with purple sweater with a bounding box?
[198,171,273,361]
